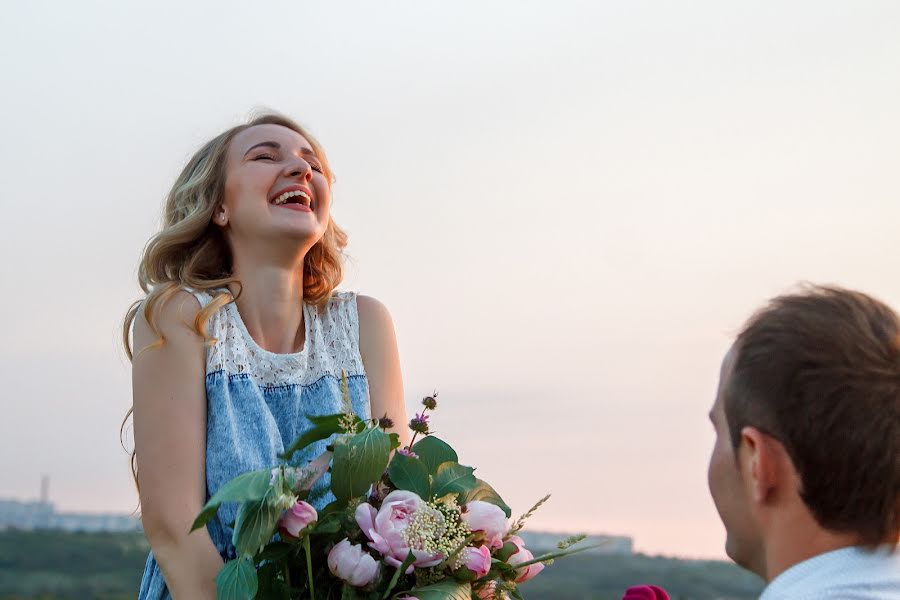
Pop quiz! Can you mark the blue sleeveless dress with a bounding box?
[138,290,372,600]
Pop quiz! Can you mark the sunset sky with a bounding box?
[1,1,898,559]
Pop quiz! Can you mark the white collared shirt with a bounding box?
[760,546,900,600]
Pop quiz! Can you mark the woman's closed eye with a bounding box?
[253,153,322,173]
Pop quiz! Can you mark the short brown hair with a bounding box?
[725,285,900,546]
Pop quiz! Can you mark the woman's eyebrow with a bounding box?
[243,141,318,159]
[244,141,280,157]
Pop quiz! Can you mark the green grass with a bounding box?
[0,530,148,600]
[0,530,763,599]
[519,552,764,600]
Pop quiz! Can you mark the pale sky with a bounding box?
[1,1,898,559]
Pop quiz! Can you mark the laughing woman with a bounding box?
[122,113,410,599]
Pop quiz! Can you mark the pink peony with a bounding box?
[460,545,492,578]
[622,585,670,600]
[355,490,444,572]
[461,501,507,549]
[506,535,544,583]
[277,500,317,539]
[327,538,380,587]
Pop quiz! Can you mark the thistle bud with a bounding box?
[409,413,430,435]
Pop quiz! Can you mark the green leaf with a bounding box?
[452,564,478,582]
[431,462,476,500]
[382,550,417,599]
[312,501,355,536]
[485,559,517,580]
[255,541,294,562]
[254,563,292,600]
[332,426,392,502]
[399,579,471,600]
[192,470,272,532]
[279,413,345,461]
[412,436,458,474]
[342,583,363,599]
[495,541,519,562]
[313,513,342,534]
[461,479,512,518]
[500,540,611,571]
[215,557,258,600]
[233,492,281,557]
[318,499,347,518]
[387,453,432,499]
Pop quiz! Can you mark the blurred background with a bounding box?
[1,1,898,597]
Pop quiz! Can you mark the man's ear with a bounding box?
[738,426,781,504]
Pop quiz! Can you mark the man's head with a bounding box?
[708,285,900,577]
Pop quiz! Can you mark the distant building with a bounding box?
[517,531,633,555]
[0,476,141,533]
[0,499,55,531]
[0,499,142,533]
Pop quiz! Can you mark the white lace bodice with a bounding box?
[190,289,365,388]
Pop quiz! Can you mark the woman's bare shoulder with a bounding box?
[133,290,205,353]
[356,294,392,326]
[356,295,397,356]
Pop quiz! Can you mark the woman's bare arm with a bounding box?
[357,295,411,448]
[132,291,223,599]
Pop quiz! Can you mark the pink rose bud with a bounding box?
[327,538,380,587]
[461,545,492,578]
[277,500,318,540]
[461,501,507,549]
[622,585,670,600]
[507,535,544,583]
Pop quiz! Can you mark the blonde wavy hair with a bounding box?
[120,113,347,492]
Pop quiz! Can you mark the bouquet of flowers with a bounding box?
[192,375,594,599]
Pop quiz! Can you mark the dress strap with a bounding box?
[331,291,361,349]
[181,286,216,309]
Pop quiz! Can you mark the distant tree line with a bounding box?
[0,530,763,600]
[521,552,763,599]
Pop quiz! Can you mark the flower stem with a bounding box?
[407,404,433,449]
[303,536,315,598]
[504,541,609,570]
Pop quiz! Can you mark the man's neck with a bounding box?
[763,525,860,582]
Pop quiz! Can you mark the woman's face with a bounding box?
[218,124,331,254]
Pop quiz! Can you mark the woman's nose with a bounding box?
[284,157,312,180]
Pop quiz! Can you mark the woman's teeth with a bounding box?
[272,190,311,206]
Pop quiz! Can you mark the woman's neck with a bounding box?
[230,261,307,354]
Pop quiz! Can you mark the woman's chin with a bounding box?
[271,224,326,246]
